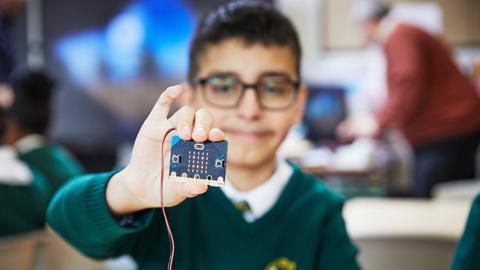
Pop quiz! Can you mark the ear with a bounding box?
[292,84,307,124]
[3,117,22,145]
[178,83,195,107]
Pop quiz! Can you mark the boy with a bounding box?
[4,70,84,196]
[47,2,360,269]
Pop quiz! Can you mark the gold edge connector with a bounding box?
[168,176,225,187]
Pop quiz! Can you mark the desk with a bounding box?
[343,198,473,270]
[344,198,472,240]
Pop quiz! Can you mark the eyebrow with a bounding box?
[203,71,297,81]
[204,71,237,78]
[260,71,294,79]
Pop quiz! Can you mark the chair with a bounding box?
[43,227,104,270]
[0,231,46,270]
[355,236,457,270]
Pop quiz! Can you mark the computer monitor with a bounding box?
[303,85,347,145]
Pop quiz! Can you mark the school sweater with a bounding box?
[48,165,359,270]
[16,135,84,196]
[0,146,51,236]
[452,193,480,270]
[0,169,51,237]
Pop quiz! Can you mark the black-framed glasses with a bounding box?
[191,74,301,110]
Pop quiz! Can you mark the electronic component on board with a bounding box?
[168,135,228,186]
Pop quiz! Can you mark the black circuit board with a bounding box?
[169,135,228,186]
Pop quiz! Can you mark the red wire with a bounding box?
[161,128,176,270]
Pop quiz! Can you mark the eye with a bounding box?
[262,80,289,96]
[265,85,286,95]
[208,77,237,94]
[211,83,234,94]
[215,85,234,94]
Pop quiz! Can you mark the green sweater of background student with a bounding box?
[47,166,360,270]
[18,144,84,197]
[452,193,480,270]
[0,144,82,237]
[0,170,51,237]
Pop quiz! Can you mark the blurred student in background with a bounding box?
[0,85,51,237]
[0,0,56,237]
[3,70,84,197]
[339,0,480,198]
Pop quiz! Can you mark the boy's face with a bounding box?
[186,38,306,168]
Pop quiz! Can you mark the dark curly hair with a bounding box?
[8,70,56,135]
[188,1,301,82]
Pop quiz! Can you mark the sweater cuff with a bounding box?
[85,171,154,235]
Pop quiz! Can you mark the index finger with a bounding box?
[146,85,185,122]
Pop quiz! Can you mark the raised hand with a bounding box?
[106,85,224,216]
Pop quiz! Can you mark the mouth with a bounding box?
[223,129,273,142]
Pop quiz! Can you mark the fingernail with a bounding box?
[210,128,221,136]
[182,126,190,136]
[195,127,206,137]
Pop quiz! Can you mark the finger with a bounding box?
[192,108,213,142]
[151,139,174,205]
[170,106,195,141]
[178,182,208,198]
[163,179,208,203]
[208,128,225,142]
[146,85,184,122]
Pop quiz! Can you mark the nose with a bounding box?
[237,88,262,120]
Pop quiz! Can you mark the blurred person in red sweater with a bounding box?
[339,0,480,197]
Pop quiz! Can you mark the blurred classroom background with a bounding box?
[1,0,479,269]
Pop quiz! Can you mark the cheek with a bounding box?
[269,110,297,132]
[209,109,231,129]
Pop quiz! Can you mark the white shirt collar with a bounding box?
[15,134,46,154]
[221,159,293,222]
[0,146,32,185]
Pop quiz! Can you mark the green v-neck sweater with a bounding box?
[47,165,360,270]
[0,145,82,237]
[18,144,84,197]
[0,169,51,237]
[452,193,480,270]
